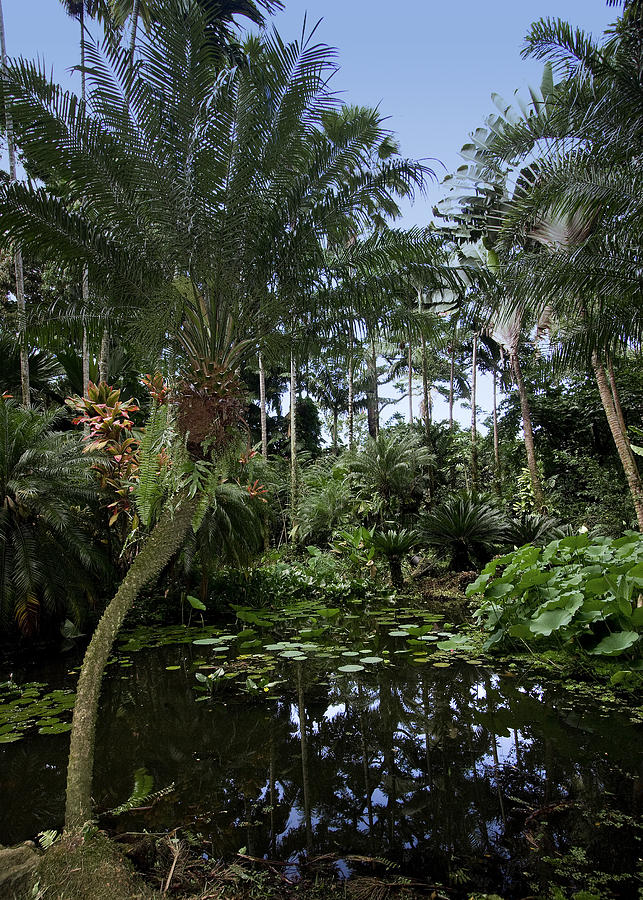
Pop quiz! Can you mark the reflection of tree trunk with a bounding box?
[258,351,268,460]
[512,351,545,510]
[65,493,198,831]
[358,683,374,853]
[0,4,30,407]
[381,677,396,848]
[485,679,506,826]
[289,349,298,532]
[593,352,643,530]
[492,368,501,496]
[269,721,277,857]
[296,665,312,853]
[471,333,478,489]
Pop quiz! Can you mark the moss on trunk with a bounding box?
[65,493,198,832]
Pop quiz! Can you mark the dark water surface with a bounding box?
[1,627,641,897]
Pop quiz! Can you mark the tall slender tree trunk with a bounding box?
[347,328,354,450]
[289,348,298,531]
[366,338,379,438]
[607,357,630,448]
[492,367,501,497]
[332,408,338,453]
[421,333,430,442]
[65,494,198,831]
[449,341,455,429]
[593,352,643,530]
[79,8,91,397]
[258,351,268,460]
[98,327,109,383]
[470,332,478,490]
[512,351,545,510]
[407,339,413,424]
[0,0,29,407]
[128,0,141,70]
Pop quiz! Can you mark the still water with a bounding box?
[0,629,641,897]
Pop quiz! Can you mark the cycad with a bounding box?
[422,493,507,571]
[0,399,106,637]
[0,0,433,828]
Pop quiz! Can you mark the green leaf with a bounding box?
[337,664,365,673]
[529,606,577,636]
[588,631,640,656]
[186,595,206,611]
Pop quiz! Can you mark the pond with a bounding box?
[0,602,641,898]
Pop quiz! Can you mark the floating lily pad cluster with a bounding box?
[0,680,75,744]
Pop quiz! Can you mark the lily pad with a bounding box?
[359,656,383,664]
[337,664,365,673]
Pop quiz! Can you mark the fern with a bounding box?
[106,766,174,817]
[135,402,171,527]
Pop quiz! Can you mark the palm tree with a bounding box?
[0,0,430,830]
[0,0,28,407]
[461,19,643,527]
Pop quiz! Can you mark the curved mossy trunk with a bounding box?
[64,493,198,832]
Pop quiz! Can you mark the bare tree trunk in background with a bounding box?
[332,408,338,453]
[347,324,355,450]
[492,367,501,497]
[80,8,91,397]
[366,337,378,439]
[421,333,430,441]
[289,348,298,532]
[258,351,268,459]
[408,339,413,425]
[449,341,455,429]
[0,0,29,407]
[470,332,478,490]
[512,351,545,511]
[593,352,643,530]
[98,327,109,383]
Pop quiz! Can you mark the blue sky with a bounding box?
[3,0,618,427]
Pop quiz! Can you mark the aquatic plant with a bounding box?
[468,531,643,655]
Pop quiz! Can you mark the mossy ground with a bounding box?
[29,832,158,900]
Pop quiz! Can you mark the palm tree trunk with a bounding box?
[347,336,354,450]
[492,367,501,496]
[258,351,268,460]
[79,7,91,398]
[408,339,413,424]
[449,341,455,429]
[421,333,430,441]
[0,0,29,408]
[65,493,198,831]
[98,326,109,384]
[129,0,141,71]
[366,338,379,438]
[607,357,630,447]
[470,332,478,489]
[592,352,643,530]
[332,408,338,453]
[512,351,545,510]
[289,348,298,530]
